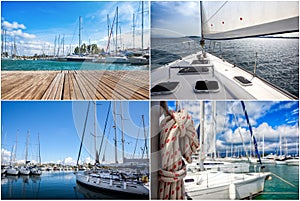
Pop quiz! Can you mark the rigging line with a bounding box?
[98,101,112,159]
[241,101,263,167]
[271,172,297,188]
[133,118,142,159]
[202,1,228,24]
[232,106,249,159]
[76,102,91,166]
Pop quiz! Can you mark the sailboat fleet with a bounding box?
[2,131,42,176]
[52,3,149,66]
[75,101,149,198]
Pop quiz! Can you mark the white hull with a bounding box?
[6,168,19,175]
[128,56,149,65]
[105,56,129,64]
[76,173,149,198]
[286,159,299,166]
[151,52,295,100]
[275,160,287,165]
[185,171,270,200]
[19,167,30,175]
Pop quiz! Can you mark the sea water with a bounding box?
[1,171,142,199]
[1,165,298,199]
[1,59,148,71]
[151,37,299,97]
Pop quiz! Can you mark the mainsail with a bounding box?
[201,1,299,40]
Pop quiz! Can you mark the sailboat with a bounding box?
[102,7,130,64]
[128,1,149,65]
[75,101,149,198]
[151,1,298,99]
[19,131,31,175]
[30,133,42,175]
[66,16,94,62]
[184,101,271,199]
[6,131,19,176]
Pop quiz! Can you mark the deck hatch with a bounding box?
[151,81,180,95]
[194,80,220,93]
[233,76,253,86]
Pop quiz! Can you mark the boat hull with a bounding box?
[76,174,149,199]
[6,168,19,175]
[185,171,270,200]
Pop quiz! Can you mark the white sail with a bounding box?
[201,1,299,40]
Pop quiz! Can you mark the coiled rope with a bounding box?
[158,109,199,199]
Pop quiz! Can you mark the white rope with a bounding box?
[158,109,199,199]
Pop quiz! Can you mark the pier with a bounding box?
[1,70,149,100]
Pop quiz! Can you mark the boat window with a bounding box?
[233,76,253,86]
[194,80,220,93]
[151,82,180,95]
[178,67,209,75]
[184,179,194,183]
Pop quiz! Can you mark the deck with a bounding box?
[1,70,149,100]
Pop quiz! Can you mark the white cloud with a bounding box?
[7,29,36,39]
[62,157,76,166]
[2,20,26,30]
[1,148,11,165]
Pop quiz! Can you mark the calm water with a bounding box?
[254,164,299,200]
[151,37,299,97]
[1,171,137,199]
[1,59,149,71]
[1,165,298,199]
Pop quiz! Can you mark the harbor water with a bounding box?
[1,59,149,71]
[1,171,144,199]
[1,165,298,199]
[151,37,299,97]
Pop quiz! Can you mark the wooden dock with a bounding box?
[1,70,149,100]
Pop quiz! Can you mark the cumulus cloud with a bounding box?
[2,20,26,30]
[1,148,11,165]
[7,29,36,39]
[62,157,76,166]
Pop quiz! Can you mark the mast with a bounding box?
[38,133,41,165]
[199,1,205,50]
[113,102,118,164]
[279,128,282,156]
[199,101,205,171]
[25,130,30,164]
[120,102,125,163]
[141,1,144,51]
[115,7,118,54]
[79,16,82,56]
[132,13,135,49]
[212,101,217,159]
[94,101,99,164]
[76,102,91,166]
[142,115,148,159]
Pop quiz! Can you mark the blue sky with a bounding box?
[1,101,149,165]
[166,101,299,156]
[151,1,200,38]
[1,1,150,56]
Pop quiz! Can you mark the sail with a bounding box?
[201,1,299,40]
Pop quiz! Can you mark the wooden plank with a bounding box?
[1,70,149,100]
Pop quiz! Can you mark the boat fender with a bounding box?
[229,183,236,200]
[123,181,127,189]
[97,178,100,184]
[110,179,113,186]
[142,175,149,183]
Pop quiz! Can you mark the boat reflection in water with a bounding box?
[76,182,146,200]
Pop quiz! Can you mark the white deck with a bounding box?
[151,52,295,100]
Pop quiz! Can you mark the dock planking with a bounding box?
[1,70,149,100]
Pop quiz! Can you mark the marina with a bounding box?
[150,100,299,200]
[1,70,149,100]
[1,101,150,199]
